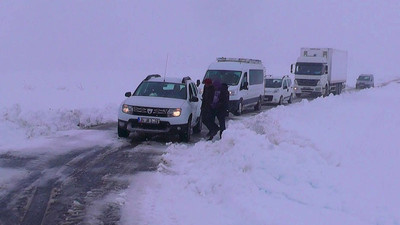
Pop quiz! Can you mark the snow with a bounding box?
[120,82,400,225]
[1,1,400,224]
[3,81,399,225]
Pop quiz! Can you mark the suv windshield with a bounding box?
[358,75,371,81]
[265,79,282,88]
[295,63,324,75]
[133,81,187,100]
[204,70,242,85]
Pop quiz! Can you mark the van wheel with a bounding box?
[236,100,243,115]
[179,117,192,142]
[288,94,293,104]
[323,85,329,97]
[118,127,129,138]
[278,96,283,105]
[254,96,261,111]
[193,116,202,134]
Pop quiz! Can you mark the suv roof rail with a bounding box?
[217,57,262,64]
[144,74,161,81]
[181,76,192,83]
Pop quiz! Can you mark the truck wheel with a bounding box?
[323,85,329,97]
[254,96,261,111]
[118,127,129,138]
[179,117,192,142]
[288,94,293,104]
[193,116,202,134]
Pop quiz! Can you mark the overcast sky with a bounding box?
[1,0,399,82]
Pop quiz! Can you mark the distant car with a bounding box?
[263,75,293,105]
[356,74,374,89]
[118,74,202,142]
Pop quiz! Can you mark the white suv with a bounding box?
[118,74,202,142]
[263,75,293,105]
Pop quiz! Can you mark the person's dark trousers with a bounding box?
[202,110,219,136]
[216,111,226,131]
[202,111,219,135]
[216,110,227,138]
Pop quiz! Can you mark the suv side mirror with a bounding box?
[290,64,294,73]
[125,92,132,97]
[190,96,199,102]
[283,85,288,90]
[196,80,201,87]
[325,65,328,74]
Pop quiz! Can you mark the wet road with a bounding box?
[0,95,311,225]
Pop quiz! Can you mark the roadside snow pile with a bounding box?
[122,82,400,225]
[0,103,117,147]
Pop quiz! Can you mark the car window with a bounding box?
[134,81,187,100]
[190,83,198,97]
[265,79,282,88]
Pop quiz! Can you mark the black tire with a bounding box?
[235,100,243,116]
[288,94,293,104]
[193,116,202,134]
[179,117,192,142]
[254,96,261,111]
[118,127,129,138]
[323,85,329,97]
[278,96,283,105]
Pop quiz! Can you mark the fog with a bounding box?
[1,0,399,84]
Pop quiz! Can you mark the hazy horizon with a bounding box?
[1,0,399,82]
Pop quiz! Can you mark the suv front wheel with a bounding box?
[118,127,130,138]
[179,117,192,142]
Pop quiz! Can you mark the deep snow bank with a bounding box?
[121,82,400,225]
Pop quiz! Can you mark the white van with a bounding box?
[199,57,265,115]
[264,75,294,105]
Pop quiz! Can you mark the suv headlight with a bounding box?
[122,104,133,114]
[167,108,181,117]
[229,90,237,96]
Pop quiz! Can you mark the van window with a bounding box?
[241,72,248,88]
[204,70,242,86]
[249,70,264,85]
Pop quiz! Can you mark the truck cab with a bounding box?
[291,48,347,97]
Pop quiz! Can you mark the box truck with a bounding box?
[291,48,347,97]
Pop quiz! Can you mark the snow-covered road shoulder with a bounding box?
[121,82,400,225]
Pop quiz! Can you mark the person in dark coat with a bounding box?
[215,83,229,138]
[201,78,219,138]
[207,79,230,139]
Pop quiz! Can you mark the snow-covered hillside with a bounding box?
[120,81,400,225]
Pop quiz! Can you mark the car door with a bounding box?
[240,72,250,105]
[282,79,289,100]
[188,83,199,126]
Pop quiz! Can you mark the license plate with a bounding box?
[138,117,160,124]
